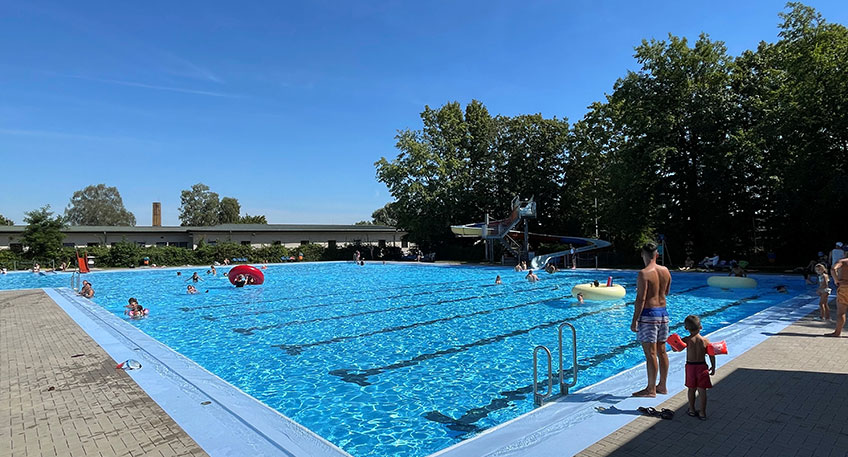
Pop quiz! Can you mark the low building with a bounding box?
[0,224,409,251]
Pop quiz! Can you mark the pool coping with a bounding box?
[428,291,821,457]
[43,287,352,457]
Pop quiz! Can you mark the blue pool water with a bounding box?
[0,263,806,457]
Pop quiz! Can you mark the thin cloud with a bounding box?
[0,128,153,144]
[69,75,239,98]
[160,51,224,84]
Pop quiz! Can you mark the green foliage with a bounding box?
[21,206,66,260]
[217,197,241,224]
[238,214,267,224]
[296,243,326,261]
[0,214,13,225]
[142,246,197,266]
[64,184,136,226]
[108,241,142,267]
[354,220,373,225]
[179,183,220,226]
[371,203,397,226]
[375,3,848,264]
[0,249,20,268]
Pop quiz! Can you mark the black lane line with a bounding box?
[206,281,501,321]
[179,277,486,312]
[328,284,708,387]
[329,301,631,386]
[422,292,759,438]
[273,293,576,355]
[232,285,561,336]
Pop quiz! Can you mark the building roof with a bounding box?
[0,224,402,233]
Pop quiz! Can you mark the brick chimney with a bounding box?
[152,202,161,227]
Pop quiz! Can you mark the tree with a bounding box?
[22,206,65,259]
[64,184,136,226]
[239,214,267,224]
[354,220,373,225]
[218,197,241,224]
[371,202,398,226]
[0,214,13,225]
[179,183,220,226]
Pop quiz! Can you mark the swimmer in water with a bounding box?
[577,292,584,304]
[191,272,201,283]
[526,270,539,283]
[187,285,198,294]
[233,274,247,288]
[495,275,502,285]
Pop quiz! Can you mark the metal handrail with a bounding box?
[558,322,578,395]
[533,345,553,406]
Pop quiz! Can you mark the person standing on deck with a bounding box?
[826,257,848,337]
[631,242,672,397]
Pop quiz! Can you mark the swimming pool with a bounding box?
[0,264,805,457]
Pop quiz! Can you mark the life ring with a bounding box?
[228,265,265,285]
[571,283,626,301]
[707,276,757,289]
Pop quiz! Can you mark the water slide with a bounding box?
[526,234,611,269]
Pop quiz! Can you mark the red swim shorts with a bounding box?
[685,362,712,389]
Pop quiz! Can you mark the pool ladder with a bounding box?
[533,322,578,406]
[70,271,82,291]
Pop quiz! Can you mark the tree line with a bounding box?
[375,3,848,265]
[0,182,268,228]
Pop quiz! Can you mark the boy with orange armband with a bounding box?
[682,315,716,420]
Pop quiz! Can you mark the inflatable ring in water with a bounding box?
[707,276,756,289]
[228,265,265,285]
[571,283,626,301]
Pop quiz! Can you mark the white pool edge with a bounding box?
[44,287,352,457]
[428,292,821,457]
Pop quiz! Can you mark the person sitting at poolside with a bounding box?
[699,254,720,270]
[1,268,6,275]
[681,256,695,271]
[495,275,502,285]
[728,261,747,277]
[79,281,94,298]
[32,263,40,273]
[526,270,539,283]
[187,285,198,294]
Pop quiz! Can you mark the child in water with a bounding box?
[124,297,148,318]
[682,315,716,420]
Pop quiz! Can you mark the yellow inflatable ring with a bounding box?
[707,276,757,289]
[571,283,626,301]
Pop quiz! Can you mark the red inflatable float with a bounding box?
[228,265,265,286]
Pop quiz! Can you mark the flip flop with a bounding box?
[687,409,699,417]
[660,409,675,420]
[699,414,707,421]
[637,406,658,417]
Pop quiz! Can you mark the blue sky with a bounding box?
[1,1,845,226]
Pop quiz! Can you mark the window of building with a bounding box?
[111,242,119,247]
[170,242,189,248]
[327,240,337,249]
[136,241,146,247]
[378,240,386,248]
[63,243,75,247]
[272,240,282,245]
[402,240,409,248]
[208,240,217,246]
[156,242,167,247]
[300,240,309,245]
[241,241,251,246]
[87,242,100,247]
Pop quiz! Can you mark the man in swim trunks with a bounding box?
[631,242,672,397]
[826,257,848,337]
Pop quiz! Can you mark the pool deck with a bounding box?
[577,312,848,457]
[2,286,845,457]
[0,289,206,457]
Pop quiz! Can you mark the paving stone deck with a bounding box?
[578,313,848,457]
[0,289,207,457]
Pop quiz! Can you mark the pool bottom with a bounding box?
[42,286,818,457]
[43,288,350,457]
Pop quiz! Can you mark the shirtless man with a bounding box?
[631,243,672,397]
[826,257,848,337]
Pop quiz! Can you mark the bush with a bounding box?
[142,246,198,266]
[297,243,326,261]
[109,241,142,267]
